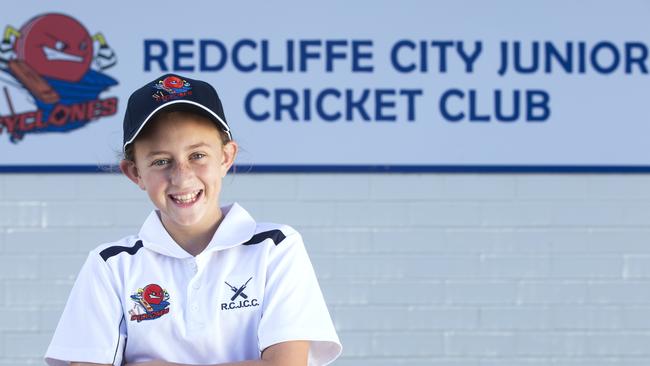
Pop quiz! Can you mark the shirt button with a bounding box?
[191,304,199,311]
[192,282,200,290]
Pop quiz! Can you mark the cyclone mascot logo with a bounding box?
[129,283,171,322]
[0,13,118,142]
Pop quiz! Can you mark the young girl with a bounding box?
[44,74,342,366]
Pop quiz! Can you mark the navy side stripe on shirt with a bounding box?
[242,230,286,246]
[100,240,144,261]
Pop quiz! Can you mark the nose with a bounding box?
[169,160,194,186]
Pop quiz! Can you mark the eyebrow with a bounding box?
[146,142,212,158]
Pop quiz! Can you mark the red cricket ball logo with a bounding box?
[129,283,171,323]
[0,13,118,142]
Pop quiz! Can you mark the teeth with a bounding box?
[171,190,201,203]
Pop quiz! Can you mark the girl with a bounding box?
[44,74,342,366]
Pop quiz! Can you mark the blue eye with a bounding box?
[152,159,169,167]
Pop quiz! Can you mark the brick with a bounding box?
[550,256,623,278]
[75,174,143,200]
[517,281,588,304]
[335,202,409,227]
[374,332,444,356]
[3,332,51,357]
[0,256,38,279]
[478,255,549,279]
[3,175,78,201]
[314,255,478,279]
[320,280,446,306]
[332,306,478,331]
[548,306,621,330]
[255,201,337,227]
[221,174,298,200]
[583,332,650,356]
[0,202,42,228]
[109,201,155,227]
[77,227,138,252]
[513,332,586,356]
[300,228,373,254]
[296,174,370,200]
[441,175,517,200]
[623,255,650,278]
[445,281,518,305]
[369,175,446,200]
[38,255,86,280]
[445,331,515,356]
[5,229,78,253]
[587,282,650,304]
[43,202,114,227]
[480,306,549,330]
[40,307,64,331]
[0,308,39,331]
[409,202,481,227]
[619,306,650,329]
[6,280,73,306]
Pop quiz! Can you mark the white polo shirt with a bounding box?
[45,202,341,366]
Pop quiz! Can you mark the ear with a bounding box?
[220,140,238,177]
[119,159,146,190]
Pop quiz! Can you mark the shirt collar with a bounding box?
[137,202,257,258]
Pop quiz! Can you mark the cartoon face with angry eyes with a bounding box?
[13,13,93,82]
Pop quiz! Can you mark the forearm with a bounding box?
[125,340,309,366]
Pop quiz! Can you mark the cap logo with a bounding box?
[152,75,192,102]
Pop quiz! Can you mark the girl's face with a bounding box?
[120,113,237,238]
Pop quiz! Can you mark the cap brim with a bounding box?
[123,99,232,150]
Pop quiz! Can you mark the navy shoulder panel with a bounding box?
[100,240,144,262]
[242,230,287,246]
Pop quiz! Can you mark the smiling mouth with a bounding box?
[169,190,202,205]
[42,46,84,62]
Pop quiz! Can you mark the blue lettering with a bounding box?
[352,40,373,72]
[245,88,270,121]
[345,89,371,121]
[200,40,227,72]
[232,39,256,72]
[375,89,397,122]
[275,89,299,120]
[591,42,620,74]
[316,89,341,121]
[325,40,347,72]
[391,40,416,73]
[495,90,520,122]
[440,89,464,122]
[144,39,168,72]
[400,89,422,121]
[625,42,648,74]
[526,90,550,121]
[299,40,322,72]
[261,40,283,72]
[173,39,194,72]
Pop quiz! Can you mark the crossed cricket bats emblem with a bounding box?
[224,277,253,301]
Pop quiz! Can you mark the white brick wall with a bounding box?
[2,173,650,365]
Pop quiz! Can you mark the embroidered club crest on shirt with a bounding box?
[221,277,260,310]
[129,283,170,322]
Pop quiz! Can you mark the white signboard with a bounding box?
[0,0,648,172]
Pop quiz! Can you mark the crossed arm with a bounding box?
[70,340,309,366]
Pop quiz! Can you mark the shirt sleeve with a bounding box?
[258,229,342,366]
[44,250,126,366]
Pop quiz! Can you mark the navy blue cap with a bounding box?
[122,74,232,151]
